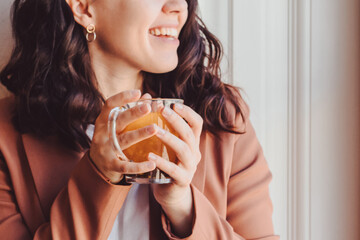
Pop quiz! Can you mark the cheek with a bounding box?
[95,15,144,57]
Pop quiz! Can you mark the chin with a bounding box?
[146,59,179,74]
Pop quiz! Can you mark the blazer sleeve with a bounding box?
[161,117,279,239]
[0,151,131,240]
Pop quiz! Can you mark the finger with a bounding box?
[113,160,156,174]
[148,153,190,185]
[155,126,194,170]
[97,89,141,123]
[118,124,157,150]
[140,93,152,100]
[172,104,203,138]
[161,106,196,146]
[115,103,151,131]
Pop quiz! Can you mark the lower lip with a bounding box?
[149,34,180,46]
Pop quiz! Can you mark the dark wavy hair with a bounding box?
[0,0,245,152]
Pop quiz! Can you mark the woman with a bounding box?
[0,0,279,239]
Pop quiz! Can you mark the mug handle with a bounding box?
[108,107,130,161]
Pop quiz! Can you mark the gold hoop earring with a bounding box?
[86,24,96,42]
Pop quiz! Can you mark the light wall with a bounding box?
[199,0,360,239]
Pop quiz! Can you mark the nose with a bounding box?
[162,0,188,14]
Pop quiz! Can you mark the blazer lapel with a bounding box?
[21,133,83,219]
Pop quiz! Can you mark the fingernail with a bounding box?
[146,124,156,134]
[156,126,166,136]
[175,103,184,110]
[143,93,152,99]
[162,107,172,117]
[148,153,157,161]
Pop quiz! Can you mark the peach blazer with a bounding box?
[0,96,279,240]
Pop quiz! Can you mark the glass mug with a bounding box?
[108,98,183,184]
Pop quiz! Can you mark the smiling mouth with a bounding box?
[149,27,179,39]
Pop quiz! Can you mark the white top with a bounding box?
[86,125,150,240]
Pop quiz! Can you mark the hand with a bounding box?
[148,103,203,236]
[89,90,157,183]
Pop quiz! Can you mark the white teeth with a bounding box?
[160,28,166,36]
[149,27,178,38]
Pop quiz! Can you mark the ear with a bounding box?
[65,0,94,28]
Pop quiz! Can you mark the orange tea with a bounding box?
[122,112,178,163]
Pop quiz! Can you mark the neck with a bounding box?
[89,45,143,100]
